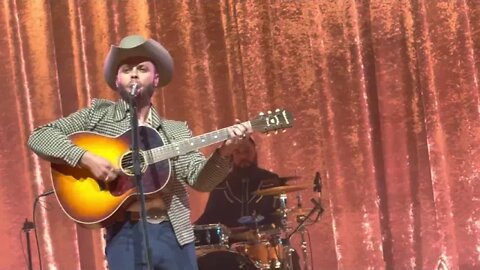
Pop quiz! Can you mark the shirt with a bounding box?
[195,166,281,228]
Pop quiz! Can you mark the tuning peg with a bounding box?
[282,129,287,133]
[259,112,265,116]
[275,108,281,112]
[268,110,272,114]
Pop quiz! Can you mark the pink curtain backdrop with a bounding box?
[1,0,480,269]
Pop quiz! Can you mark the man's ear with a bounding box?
[154,73,160,87]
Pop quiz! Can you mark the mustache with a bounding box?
[118,83,156,92]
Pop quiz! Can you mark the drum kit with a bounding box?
[194,177,324,270]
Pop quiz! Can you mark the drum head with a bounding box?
[197,250,257,270]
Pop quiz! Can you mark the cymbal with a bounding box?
[253,184,310,196]
[262,176,302,186]
[279,176,302,181]
[275,207,314,217]
[291,207,314,216]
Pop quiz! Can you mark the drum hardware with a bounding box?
[195,174,323,269]
[284,197,324,270]
[231,210,286,269]
[281,171,322,270]
[231,238,284,269]
[209,178,320,269]
[249,180,323,270]
[243,184,304,269]
[252,184,310,229]
[193,224,230,250]
[268,191,293,269]
[197,249,257,270]
[298,225,309,270]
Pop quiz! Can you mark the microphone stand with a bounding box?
[128,93,152,270]
[22,219,35,270]
[26,189,54,270]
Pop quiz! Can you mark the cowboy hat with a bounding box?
[103,35,173,90]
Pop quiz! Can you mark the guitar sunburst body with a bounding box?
[51,126,170,228]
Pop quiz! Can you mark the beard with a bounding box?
[118,83,156,102]
[233,161,257,175]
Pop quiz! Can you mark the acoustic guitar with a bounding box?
[50,109,293,228]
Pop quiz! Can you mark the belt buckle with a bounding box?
[146,214,165,224]
[145,208,167,224]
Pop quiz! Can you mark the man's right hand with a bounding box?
[78,151,119,182]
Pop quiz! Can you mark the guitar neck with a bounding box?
[145,125,243,164]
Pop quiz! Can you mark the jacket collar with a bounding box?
[113,99,129,122]
[113,99,162,129]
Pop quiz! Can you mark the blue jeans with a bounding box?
[105,221,198,270]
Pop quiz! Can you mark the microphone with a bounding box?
[130,83,139,97]
[313,171,321,193]
[312,172,324,214]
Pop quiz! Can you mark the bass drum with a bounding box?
[197,249,258,270]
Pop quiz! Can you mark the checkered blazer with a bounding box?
[28,98,232,246]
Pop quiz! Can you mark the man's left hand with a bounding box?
[218,120,252,157]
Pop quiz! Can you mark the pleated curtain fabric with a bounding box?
[0,1,479,269]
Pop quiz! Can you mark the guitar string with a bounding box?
[119,117,286,168]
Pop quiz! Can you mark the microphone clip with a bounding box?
[310,198,324,214]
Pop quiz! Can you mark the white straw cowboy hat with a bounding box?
[103,35,174,90]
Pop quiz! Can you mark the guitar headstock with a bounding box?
[250,109,294,134]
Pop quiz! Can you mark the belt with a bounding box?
[120,210,169,224]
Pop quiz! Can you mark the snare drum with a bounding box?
[193,223,230,249]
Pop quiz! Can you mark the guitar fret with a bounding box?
[144,150,155,164]
[145,128,230,164]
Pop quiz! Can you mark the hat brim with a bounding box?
[103,39,173,90]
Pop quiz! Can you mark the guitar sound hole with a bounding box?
[120,151,147,176]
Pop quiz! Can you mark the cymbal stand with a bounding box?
[277,193,288,227]
[275,192,294,269]
[296,215,310,270]
[286,198,324,270]
[251,211,262,242]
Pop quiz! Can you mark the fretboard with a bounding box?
[144,127,236,164]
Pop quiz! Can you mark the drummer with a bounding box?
[195,137,283,230]
[195,137,302,270]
